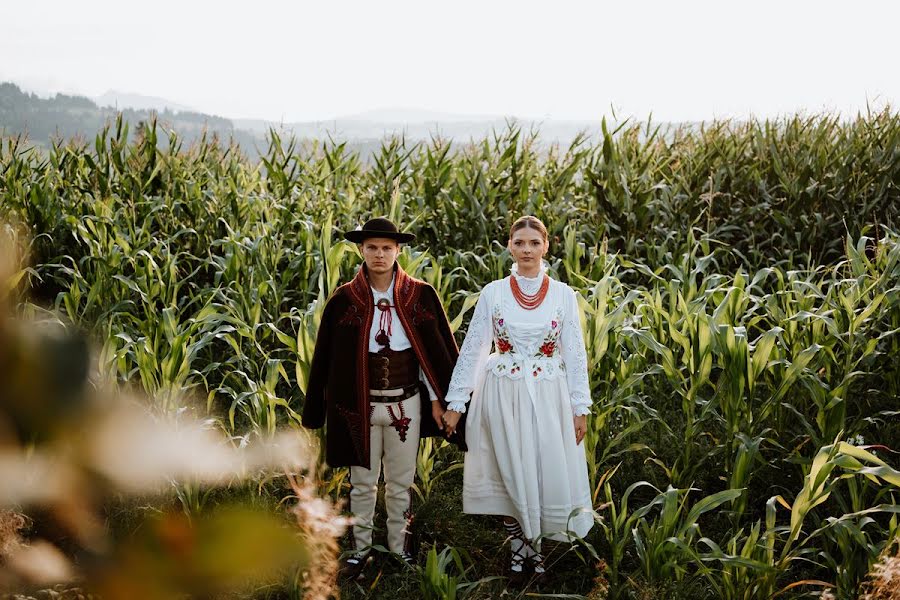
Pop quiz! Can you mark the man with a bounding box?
[301,217,465,580]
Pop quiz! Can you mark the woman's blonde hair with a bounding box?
[509,215,548,242]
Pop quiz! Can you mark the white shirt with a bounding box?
[370,275,439,401]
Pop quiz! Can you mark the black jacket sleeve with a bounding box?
[301,298,334,429]
[419,284,468,450]
[427,285,460,398]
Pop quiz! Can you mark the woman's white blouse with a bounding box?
[445,267,592,416]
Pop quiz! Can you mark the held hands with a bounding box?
[431,400,446,430]
[574,415,587,445]
[442,410,462,437]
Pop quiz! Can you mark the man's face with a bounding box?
[359,237,400,276]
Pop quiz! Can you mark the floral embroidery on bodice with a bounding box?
[486,294,566,379]
[492,305,515,355]
[491,303,564,365]
[445,275,593,416]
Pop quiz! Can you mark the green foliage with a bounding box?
[3,112,900,598]
[415,545,495,600]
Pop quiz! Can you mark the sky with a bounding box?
[3,0,898,123]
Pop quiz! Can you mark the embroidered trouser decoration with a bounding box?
[348,395,421,555]
[387,402,411,442]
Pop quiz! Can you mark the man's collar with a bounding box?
[370,273,396,295]
[363,262,397,294]
[349,262,414,313]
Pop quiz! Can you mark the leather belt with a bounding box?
[369,384,420,403]
[368,349,418,389]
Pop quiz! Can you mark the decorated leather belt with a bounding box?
[368,349,418,389]
[368,384,419,403]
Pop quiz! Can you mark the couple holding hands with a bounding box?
[301,215,593,584]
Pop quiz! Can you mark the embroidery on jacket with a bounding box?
[396,273,417,310]
[347,272,370,312]
[338,302,364,327]
[338,405,367,459]
[410,300,435,325]
[349,268,375,459]
[393,271,443,399]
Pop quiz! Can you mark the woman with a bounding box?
[441,216,593,582]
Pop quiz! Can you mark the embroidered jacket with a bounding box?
[302,263,466,468]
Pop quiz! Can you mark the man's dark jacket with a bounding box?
[301,264,467,468]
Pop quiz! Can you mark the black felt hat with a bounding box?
[343,217,416,243]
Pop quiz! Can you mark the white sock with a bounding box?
[503,520,526,572]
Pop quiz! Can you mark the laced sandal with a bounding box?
[527,550,547,582]
[503,520,528,585]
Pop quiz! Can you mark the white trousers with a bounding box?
[348,393,421,555]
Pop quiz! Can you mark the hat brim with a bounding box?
[344,230,416,244]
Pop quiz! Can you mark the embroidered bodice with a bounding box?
[445,268,592,416]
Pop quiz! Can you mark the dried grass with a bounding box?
[0,510,28,558]
[860,542,900,600]
[287,472,349,600]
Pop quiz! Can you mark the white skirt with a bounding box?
[462,371,594,542]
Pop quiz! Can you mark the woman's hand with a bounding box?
[574,415,587,445]
[442,410,462,437]
[431,400,446,430]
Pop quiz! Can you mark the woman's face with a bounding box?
[508,226,548,267]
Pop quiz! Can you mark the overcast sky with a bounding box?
[3,0,898,122]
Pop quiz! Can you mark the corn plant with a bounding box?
[3,111,900,599]
[414,545,498,600]
[413,437,463,503]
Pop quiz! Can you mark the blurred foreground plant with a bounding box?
[858,539,900,600]
[0,227,345,599]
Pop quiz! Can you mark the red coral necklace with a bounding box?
[510,274,550,310]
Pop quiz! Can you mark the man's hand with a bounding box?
[442,410,462,437]
[431,400,446,431]
[574,415,587,445]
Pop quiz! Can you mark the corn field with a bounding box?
[1,110,900,599]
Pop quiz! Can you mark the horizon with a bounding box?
[3,0,898,124]
[5,80,894,129]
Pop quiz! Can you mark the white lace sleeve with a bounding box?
[445,286,493,413]
[561,285,592,415]
[419,367,438,401]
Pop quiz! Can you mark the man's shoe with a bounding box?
[338,554,368,581]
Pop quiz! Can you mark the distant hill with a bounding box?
[94,90,195,113]
[0,82,261,154]
[336,108,503,123]
[235,108,606,147]
[1,82,615,160]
